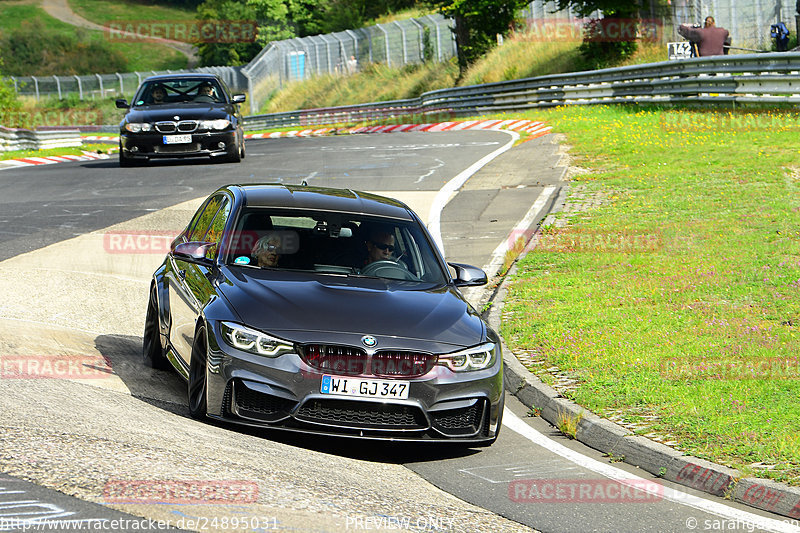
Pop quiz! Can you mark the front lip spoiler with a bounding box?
[122,148,229,159]
[205,413,496,445]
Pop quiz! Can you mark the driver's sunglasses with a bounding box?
[263,244,279,253]
[371,241,395,253]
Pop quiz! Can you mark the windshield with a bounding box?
[134,79,226,106]
[224,208,447,284]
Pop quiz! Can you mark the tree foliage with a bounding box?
[196,0,295,66]
[427,0,530,73]
[0,58,22,120]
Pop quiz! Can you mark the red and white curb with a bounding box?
[244,119,552,140]
[1,120,551,169]
[0,151,110,169]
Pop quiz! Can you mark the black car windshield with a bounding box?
[134,79,225,106]
[224,208,447,284]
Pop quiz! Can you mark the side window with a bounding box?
[203,199,232,260]
[188,195,224,242]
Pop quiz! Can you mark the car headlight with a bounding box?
[439,343,498,372]
[199,119,231,130]
[124,122,152,133]
[220,322,293,357]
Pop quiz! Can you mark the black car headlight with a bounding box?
[439,342,498,372]
[125,122,152,133]
[199,119,231,131]
[220,322,293,357]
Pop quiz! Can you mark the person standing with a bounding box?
[678,16,731,56]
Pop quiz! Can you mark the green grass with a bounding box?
[0,144,115,161]
[501,105,800,485]
[68,0,198,25]
[0,4,186,74]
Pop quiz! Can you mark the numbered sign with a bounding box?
[668,41,693,60]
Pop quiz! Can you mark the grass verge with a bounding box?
[0,144,115,161]
[501,104,800,485]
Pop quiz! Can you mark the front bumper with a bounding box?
[204,325,504,444]
[120,130,237,159]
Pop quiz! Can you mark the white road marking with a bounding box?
[415,158,445,184]
[427,130,519,254]
[502,409,799,533]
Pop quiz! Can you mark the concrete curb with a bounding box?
[483,154,800,522]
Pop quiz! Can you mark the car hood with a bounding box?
[123,103,232,123]
[217,269,486,352]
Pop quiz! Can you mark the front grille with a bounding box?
[301,344,368,375]
[155,121,176,133]
[300,344,436,377]
[155,143,199,154]
[296,399,427,429]
[430,400,485,436]
[177,120,198,132]
[372,351,437,378]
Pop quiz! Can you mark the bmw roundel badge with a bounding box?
[361,335,377,348]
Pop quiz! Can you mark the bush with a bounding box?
[576,18,638,71]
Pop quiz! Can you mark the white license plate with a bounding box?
[320,375,409,399]
[163,135,192,144]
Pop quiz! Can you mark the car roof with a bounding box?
[143,73,220,83]
[232,184,415,220]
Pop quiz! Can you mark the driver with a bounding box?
[365,227,395,264]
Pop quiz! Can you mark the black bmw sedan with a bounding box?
[116,74,246,166]
[144,184,504,445]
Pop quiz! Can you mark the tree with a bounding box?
[0,58,22,128]
[196,0,296,66]
[552,0,667,69]
[428,0,530,73]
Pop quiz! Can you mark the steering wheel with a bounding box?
[360,260,418,281]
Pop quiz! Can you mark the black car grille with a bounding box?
[296,399,427,429]
[300,344,437,378]
[430,400,485,436]
[155,120,198,133]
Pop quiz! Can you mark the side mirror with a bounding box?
[173,241,216,264]
[449,262,488,287]
[232,94,246,104]
[115,98,129,109]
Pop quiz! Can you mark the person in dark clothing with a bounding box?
[678,16,731,56]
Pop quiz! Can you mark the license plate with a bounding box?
[163,135,192,144]
[321,375,409,399]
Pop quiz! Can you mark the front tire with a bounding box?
[142,286,170,369]
[188,326,209,419]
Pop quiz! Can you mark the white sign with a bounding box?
[668,41,693,60]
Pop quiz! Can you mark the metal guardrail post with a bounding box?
[74,75,83,100]
[345,30,360,61]
[54,76,62,99]
[96,74,103,99]
[393,21,408,65]
[32,77,39,101]
[376,24,391,67]
[11,77,17,95]
[425,15,442,62]
[116,73,124,96]
[409,18,425,61]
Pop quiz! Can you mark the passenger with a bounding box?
[252,233,282,268]
[150,85,167,104]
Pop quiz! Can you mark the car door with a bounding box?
[167,193,232,368]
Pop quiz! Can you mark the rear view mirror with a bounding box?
[115,98,129,109]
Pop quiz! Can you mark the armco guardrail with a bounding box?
[242,52,800,130]
[0,127,82,152]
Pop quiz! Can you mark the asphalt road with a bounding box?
[0,131,796,533]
